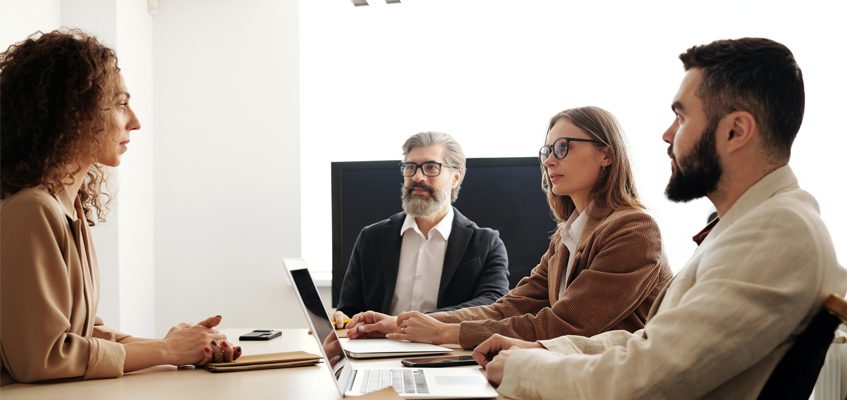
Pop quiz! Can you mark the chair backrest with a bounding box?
[757,294,846,399]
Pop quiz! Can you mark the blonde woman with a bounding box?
[346,106,672,349]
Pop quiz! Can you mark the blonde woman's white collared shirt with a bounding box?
[389,207,454,314]
[558,208,588,299]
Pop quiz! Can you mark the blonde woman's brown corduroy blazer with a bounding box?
[430,205,672,349]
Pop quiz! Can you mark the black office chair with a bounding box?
[757,294,847,399]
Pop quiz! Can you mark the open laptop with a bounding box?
[284,259,450,359]
[284,258,498,399]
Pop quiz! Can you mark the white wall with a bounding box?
[3,0,845,338]
[151,0,303,333]
[0,0,60,49]
[114,0,156,337]
[300,0,847,276]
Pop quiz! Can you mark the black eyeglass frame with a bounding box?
[399,161,458,177]
[538,137,605,162]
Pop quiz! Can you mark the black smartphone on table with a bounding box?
[239,329,282,341]
[400,355,478,368]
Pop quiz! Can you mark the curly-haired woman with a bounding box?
[0,29,239,384]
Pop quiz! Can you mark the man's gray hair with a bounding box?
[402,131,466,202]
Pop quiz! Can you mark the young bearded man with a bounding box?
[471,37,847,399]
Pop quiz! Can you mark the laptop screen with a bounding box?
[288,266,352,394]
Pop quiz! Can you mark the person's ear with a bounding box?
[451,167,463,189]
[600,147,612,168]
[722,111,756,153]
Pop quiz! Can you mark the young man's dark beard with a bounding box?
[665,120,723,202]
[400,183,448,217]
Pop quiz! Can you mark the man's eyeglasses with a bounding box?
[539,137,605,162]
[400,161,457,177]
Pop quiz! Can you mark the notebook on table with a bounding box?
[283,258,498,399]
[206,351,322,372]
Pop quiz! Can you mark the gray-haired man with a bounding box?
[333,131,509,327]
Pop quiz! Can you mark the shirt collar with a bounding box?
[401,206,455,240]
[570,208,588,234]
[564,208,588,236]
[559,206,589,247]
[692,217,719,245]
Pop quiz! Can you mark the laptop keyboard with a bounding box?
[360,368,429,394]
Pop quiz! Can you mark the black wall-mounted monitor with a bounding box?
[330,157,556,306]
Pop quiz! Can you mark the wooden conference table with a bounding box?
[0,329,486,400]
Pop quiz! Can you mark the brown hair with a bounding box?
[1,29,121,225]
[542,106,642,222]
[679,38,804,162]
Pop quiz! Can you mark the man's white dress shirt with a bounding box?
[389,207,454,314]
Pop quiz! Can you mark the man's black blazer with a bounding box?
[336,207,509,316]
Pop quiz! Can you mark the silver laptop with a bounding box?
[343,338,451,359]
[284,258,498,399]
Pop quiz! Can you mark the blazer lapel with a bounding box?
[578,204,612,244]
[565,205,613,288]
[437,208,472,300]
[380,213,405,312]
[547,236,567,304]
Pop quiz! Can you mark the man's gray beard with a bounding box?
[401,188,449,218]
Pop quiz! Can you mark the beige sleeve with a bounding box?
[0,198,126,383]
[538,329,642,356]
[92,317,133,343]
[496,206,831,399]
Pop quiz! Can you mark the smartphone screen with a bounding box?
[400,355,477,368]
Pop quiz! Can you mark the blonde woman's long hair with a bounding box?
[541,106,642,223]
